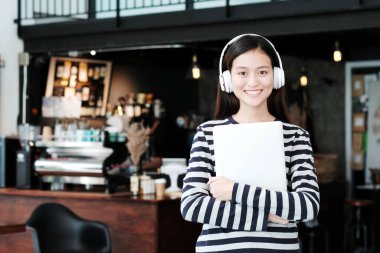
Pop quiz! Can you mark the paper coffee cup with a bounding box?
[155,178,166,197]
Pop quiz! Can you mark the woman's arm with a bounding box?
[208,176,289,224]
[180,126,271,231]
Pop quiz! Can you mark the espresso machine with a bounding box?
[16,123,40,189]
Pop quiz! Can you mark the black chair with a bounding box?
[26,202,112,253]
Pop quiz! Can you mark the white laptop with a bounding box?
[213,121,287,191]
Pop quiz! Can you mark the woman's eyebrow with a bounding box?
[257,65,271,69]
[234,65,271,70]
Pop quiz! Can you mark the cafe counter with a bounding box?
[0,188,201,253]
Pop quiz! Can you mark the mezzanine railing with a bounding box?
[17,0,285,26]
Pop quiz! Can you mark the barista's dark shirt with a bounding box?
[151,117,188,158]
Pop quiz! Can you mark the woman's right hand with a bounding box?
[208,176,234,201]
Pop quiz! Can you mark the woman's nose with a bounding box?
[246,73,259,86]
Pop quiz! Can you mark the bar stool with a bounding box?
[299,219,329,253]
[344,199,374,253]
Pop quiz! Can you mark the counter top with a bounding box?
[357,184,380,190]
[0,188,181,203]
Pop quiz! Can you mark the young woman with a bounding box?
[180,34,320,252]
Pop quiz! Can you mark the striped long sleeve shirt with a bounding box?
[180,117,320,253]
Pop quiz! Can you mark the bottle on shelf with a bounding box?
[81,86,90,107]
[130,173,139,195]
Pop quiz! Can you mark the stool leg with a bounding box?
[363,225,368,251]
[343,224,348,252]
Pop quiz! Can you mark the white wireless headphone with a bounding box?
[219,33,285,93]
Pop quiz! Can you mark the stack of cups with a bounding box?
[140,175,155,195]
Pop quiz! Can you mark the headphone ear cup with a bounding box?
[278,68,285,88]
[273,67,279,89]
[222,70,232,93]
[219,75,226,91]
[273,67,285,89]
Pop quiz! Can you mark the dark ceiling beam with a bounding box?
[20,1,380,53]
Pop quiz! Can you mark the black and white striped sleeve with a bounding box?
[231,129,320,222]
[180,126,270,231]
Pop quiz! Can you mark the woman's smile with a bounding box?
[244,89,263,96]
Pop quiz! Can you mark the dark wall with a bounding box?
[26,54,50,125]
[283,56,345,179]
[109,63,199,121]
[198,69,218,120]
[308,63,345,159]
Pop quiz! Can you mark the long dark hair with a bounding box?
[215,35,288,122]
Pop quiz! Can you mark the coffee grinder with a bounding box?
[16,123,40,189]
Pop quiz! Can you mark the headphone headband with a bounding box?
[219,33,283,75]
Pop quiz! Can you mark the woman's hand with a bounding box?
[208,176,234,201]
[268,213,289,225]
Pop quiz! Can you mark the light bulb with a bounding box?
[333,41,342,62]
[191,54,201,79]
[300,66,308,86]
[90,50,96,56]
[300,75,308,86]
[333,50,342,62]
[192,65,201,79]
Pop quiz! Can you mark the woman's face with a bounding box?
[231,48,274,111]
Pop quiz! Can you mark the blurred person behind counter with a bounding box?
[104,99,188,176]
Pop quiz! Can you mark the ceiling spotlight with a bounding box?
[90,50,96,56]
[333,41,342,62]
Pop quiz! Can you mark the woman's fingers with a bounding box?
[207,177,217,185]
[268,213,289,224]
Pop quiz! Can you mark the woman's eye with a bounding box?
[259,70,268,76]
[238,72,247,77]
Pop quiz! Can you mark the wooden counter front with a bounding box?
[0,188,201,253]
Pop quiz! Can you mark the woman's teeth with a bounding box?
[245,90,261,95]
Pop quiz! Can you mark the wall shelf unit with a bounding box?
[345,60,380,195]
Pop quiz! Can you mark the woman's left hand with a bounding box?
[208,176,234,201]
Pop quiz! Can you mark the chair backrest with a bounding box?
[26,202,112,253]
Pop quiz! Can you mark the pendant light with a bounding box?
[333,41,342,62]
[191,53,201,79]
[300,66,308,87]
